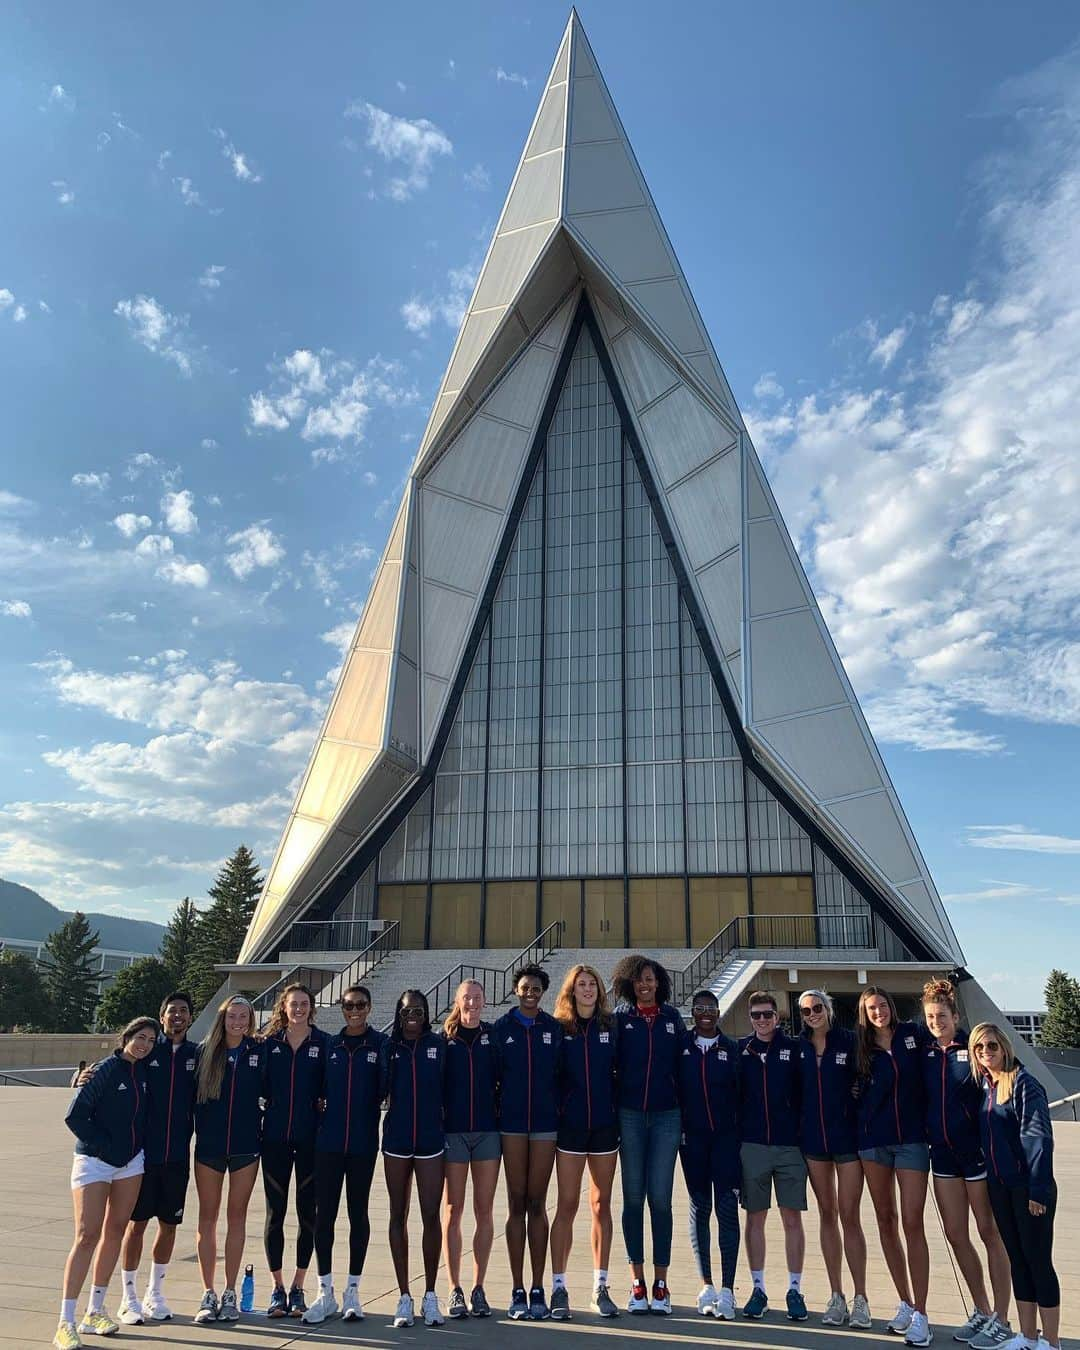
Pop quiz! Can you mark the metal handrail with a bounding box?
[283,917,384,954]
[0,1069,40,1086]
[1049,1088,1080,1120]
[253,922,401,1026]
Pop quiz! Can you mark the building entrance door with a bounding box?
[629,877,686,947]
[584,879,624,947]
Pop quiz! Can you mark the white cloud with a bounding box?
[0,288,28,322]
[0,490,34,515]
[495,68,529,88]
[123,452,161,480]
[13,304,27,322]
[47,84,74,110]
[942,881,1041,902]
[320,621,355,654]
[225,524,285,579]
[134,533,173,559]
[51,179,75,206]
[161,489,198,535]
[0,599,32,618]
[464,163,490,191]
[753,372,784,401]
[867,317,914,368]
[105,611,136,623]
[157,557,209,588]
[173,176,203,208]
[112,512,152,538]
[401,298,433,334]
[114,295,192,375]
[71,471,110,492]
[198,264,226,289]
[965,825,1080,855]
[248,390,290,430]
[345,100,452,201]
[213,127,262,183]
[400,261,478,336]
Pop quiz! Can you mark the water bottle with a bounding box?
[240,1265,254,1313]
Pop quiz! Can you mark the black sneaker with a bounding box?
[267,1285,288,1318]
[470,1286,491,1318]
[550,1287,571,1321]
[508,1288,529,1320]
[591,1284,619,1318]
[528,1287,550,1321]
[287,1287,307,1318]
[448,1287,468,1319]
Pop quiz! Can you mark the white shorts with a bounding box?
[71,1149,145,1190]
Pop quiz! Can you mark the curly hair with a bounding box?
[261,982,314,1038]
[512,963,550,993]
[610,953,672,1006]
[392,988,431,1041]
[553,964,612,1032]
[922,977,958,1016]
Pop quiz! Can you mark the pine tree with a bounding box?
[38,912,101,1032]
[0,950,53,1031]
[185,846,264,1011]
[159,897,199,987]
[97,957,175,1031]
[1040,968,1080,1049]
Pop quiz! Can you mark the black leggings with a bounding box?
[262,1140,316,1274]
[986,1178,1059,1308]
[313,1149,378,1278]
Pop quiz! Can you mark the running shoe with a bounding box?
[823,1293,849,1326]
[142,1290,173,1321]
[528,1286,550,1321]
[470,1285,491,1317]
[957,1312,990,1344]
[287,1287,307,1318]
[422,1291,445,1326]
[591,1284,619,1318]
[393,1293,414,1328]
[303,1290,339,1324]
[117,1295,144,1326]
[905,1312,934,1347]
[53,1323,81,1350]
[508,1287,529,1320]
[77,1311,119,1337]
[627,1281,650,1314]
[716,1289,737,1320]
[218,1290,239,1322]
[697,1283,719,1316]
[850,1295,873,1330]
[998,1339,1031,1350]
[787,1288,809,1322]
[970,1318,1012,1349]
[447,1286,468,1319]
[650,1281,672,1315]
[743,1287,769,1319]
[341,1286,364,1321]
[267,1284,289,1318]
[194,1291,219,1325]
[550,1287,571,1321]
[889,1302,917,1335]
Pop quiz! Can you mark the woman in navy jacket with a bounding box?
[971,1022,1060,1350]
[380,989,446,1329]
[192,995,265,1325]
[304,983,386,1325]
[678,990,739,1322]
[491,963,563,1321]
[922,981,1011,1345]
[611,953,683,1316]
[798,989,869,1330]
[549,963,620,1321]
[55,1016,158,1349]
[855,987,932,1346]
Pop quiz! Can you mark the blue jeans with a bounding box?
[618,1107,681,1267]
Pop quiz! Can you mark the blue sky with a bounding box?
[1,3,1078,1007]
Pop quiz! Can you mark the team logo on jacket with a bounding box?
[117,1082,127,1091]
[272,1045,282,1054]
[248,1054,260,1067]
[599,1032,609,1043]
[682,1047,691,1057]
[835,1052,848,1065]
[543,1032,552,1044]
[427,1046,438,1060]
[149,1058,160,1068]
[718,1050,728,1061]
[367,1050,377,1062]
[665,1022,674,1034]
[308,1046,320,1058]
[481,1034,490,1045]
[779,1048,791,1061]
[957,1050,969,1062]
[904,1036,916,1050]
[186,1060,195,1071]
[505,1035,514,1044]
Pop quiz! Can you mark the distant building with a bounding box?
[1005,1010,1045,1046]
[0,935,144,1000]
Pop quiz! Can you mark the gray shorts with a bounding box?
[444,1131,502,1164]
[859,1142,931,1173]
[740,1141,808,1213]
[500,1130,557,1143]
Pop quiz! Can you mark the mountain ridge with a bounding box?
[0,877,168,954]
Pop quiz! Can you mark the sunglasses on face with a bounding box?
[800,1003,826,1017]
[749,1009,776,1020]
[342,1000,369,1011]
[402,1007,425,1018]
[692,1004,717,1014]
[974,1041,1001,1054]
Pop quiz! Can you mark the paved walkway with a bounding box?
[5,1088,1075,1347]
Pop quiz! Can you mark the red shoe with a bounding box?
[650,1281,672,1315]
[627,1281,649,1314]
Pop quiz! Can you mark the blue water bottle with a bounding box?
[241,1265,254,1313]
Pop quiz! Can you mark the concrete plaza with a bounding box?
[4,1088,1075,1348]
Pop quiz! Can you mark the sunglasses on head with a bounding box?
[749,1009,776,1020]
[800,1003,826,1017]
[974,1041,1001,1054]
[342,999,369,1011]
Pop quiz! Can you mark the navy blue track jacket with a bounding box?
[441,1024,499,1134]
[979,1063,1055,1204]
[380,1032,445,1156]
[193,1037,265,1159]
[558,1016,619,1132]
[143,1035,199,1165]
[923,1030,982,1161]
[491,1009,563,1133]
[738,1031,801,1147]
[613,1004,684,1114]
[262,1025,330,1147]
[678,1033,740,1137]
[797,1026,858,1156]
[856,1020,929,1148]
[66,1049,148,1167]
[317,1027,386,1155]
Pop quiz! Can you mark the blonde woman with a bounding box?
[192,995,265,1325]
[971,1023,1060,1350]
[55,1016,158,1349]
[440,979,500,1318]
[549,964,620,1320]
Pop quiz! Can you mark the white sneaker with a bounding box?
[117,1295,144,1326]
[393,1294,414,1328]
[716,1289,737,1320]
[698,1284,719,1316]
[906,1312,934,1347]
[824,1293,849,1326]
[890,1302,917,1335]
[142,1289,173,1321]
[341,1285,364,1321]
[302,1290,339,1324]
[999,1337,1032,1350]
[850,1294,873,1330]
[422,1291,445,1326]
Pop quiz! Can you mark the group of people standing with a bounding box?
[54,955,1061,1350]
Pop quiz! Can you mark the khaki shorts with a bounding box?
[740,1141,807,1213]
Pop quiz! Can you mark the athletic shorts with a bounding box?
[71,1149,144,1189]
[195,1151,260,1174]
[444,1131,502,1164]
[500,1130,557,1143]
[931,1143,986,1182]
[740,1141,807,1213]
[859,1142,931,1173]
[804,1151,860,1165]
[131,1161,190,1224]
[556,1123,620,1155]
